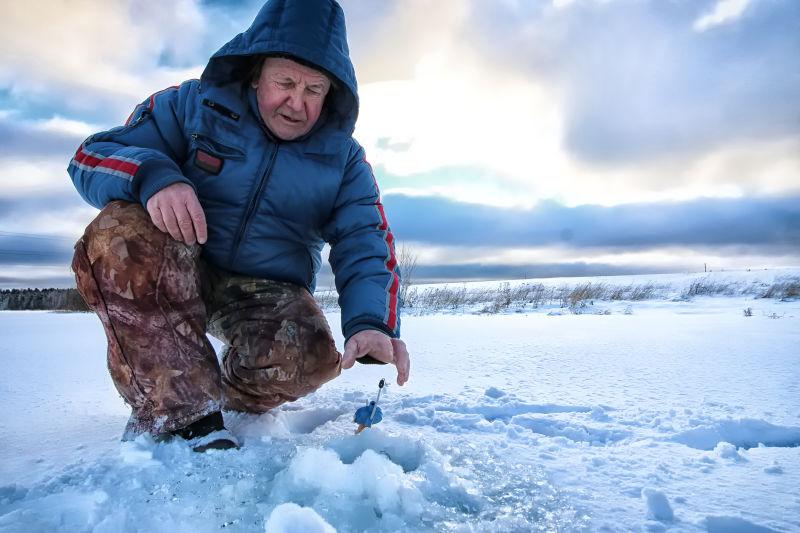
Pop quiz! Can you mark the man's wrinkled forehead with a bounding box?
[262,57,330,84]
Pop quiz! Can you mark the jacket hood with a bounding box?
[201,0,358,138]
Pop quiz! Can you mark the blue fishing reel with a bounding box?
[354,378,385,434]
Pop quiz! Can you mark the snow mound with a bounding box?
[714,442,747,462]
[512,416,630,444]
[484,386,506,399]
[704,515,780,532]
[672,419,800,450]
[264,503,335,533]
[642,488,674,522]
[271,447,424,529]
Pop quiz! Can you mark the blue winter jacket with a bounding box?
[68,0,401,342]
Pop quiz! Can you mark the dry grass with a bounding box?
[313,275,800,314]
[760,279,800,300]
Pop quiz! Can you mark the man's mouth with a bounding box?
[279,113,302,124]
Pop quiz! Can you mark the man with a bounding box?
[68,0,409,452]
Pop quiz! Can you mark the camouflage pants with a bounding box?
[72,201,341,437]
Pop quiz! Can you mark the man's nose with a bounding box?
[286,88,304,112]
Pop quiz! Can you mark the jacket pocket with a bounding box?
[190,133,246,160]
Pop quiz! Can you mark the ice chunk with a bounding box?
[714,442,746,462]
[484,387,506,399]
[264,502,335,533]
[642,488,674,522]
[273,446,424,520]
[119,437,160,467]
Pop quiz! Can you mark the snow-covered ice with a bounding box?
[1,270,799,531]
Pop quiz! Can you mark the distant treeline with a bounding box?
[0,288,89,311]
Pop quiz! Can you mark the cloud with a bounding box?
[694,0,751,32]
[0,190,95,239]
[373,135,800,208]
[0,267,77,289]
[0,230,76,266]
[466,0,800,164]
[409,262,671,284]
[0,0,227,123]
[0,113,91,161]
[382,194,800,249]
[348,0,799,208]
[339,0,468,84]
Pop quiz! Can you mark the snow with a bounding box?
[264,503,335,533]
[1,271,799,531]
[643,488,674,522]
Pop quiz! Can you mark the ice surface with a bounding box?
[1,271,799,531]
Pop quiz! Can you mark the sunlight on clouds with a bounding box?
[0,160,74,194]
[552,0,577,9]
[37,116,101,138]
[694,0,751,32]
[563,137,800,206]
[1,0,207,118]
[356,47,570,203]
[385,185,541,209]
[354,0,798,209]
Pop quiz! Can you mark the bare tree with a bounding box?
[397,243,418,308]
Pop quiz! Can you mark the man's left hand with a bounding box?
[342,330,410,386]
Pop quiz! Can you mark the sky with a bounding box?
[0,0,798,288]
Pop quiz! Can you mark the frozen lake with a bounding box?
[1,274,799,531]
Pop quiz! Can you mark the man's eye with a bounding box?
[277,81,294,89]
[307,88,322,96]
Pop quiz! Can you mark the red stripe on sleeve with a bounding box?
[147,85,180,112]
[386,274,399,330]
[362,153,400,331]
[97,158,139,177]
[73,146,104,168]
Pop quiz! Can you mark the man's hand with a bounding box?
[342,330,410,386]
[146,183,207,245]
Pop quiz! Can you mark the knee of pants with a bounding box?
[80,200,171,264]
[73,200,201,302]
[234,318,341,388]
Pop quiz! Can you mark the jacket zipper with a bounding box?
[229,143,279,264]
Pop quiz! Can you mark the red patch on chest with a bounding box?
[194,149,223,175]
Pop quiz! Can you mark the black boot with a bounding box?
[173,411,239,452]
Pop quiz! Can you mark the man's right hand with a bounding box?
[146,183,207,246]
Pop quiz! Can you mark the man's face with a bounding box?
[252,57,332,141]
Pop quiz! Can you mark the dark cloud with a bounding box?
[0,232,75,266]
[0,275,76,289]
[1,82,138,126]
[469,0,800,164]
[0,192,92,266]
[0,115,85,161]
[272,259,678,288]
[0,192,87,220]
[409,262,673,284]
[383,194,800,249]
